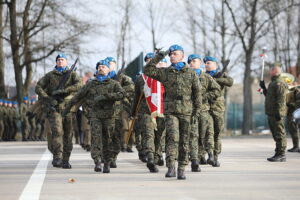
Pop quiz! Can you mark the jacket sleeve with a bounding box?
[106,82,125,101]
[65,72,83,94]
[35,74,50,99]
[204,76,221,102]
[275,82,287,115]
[192,73,202,115]
[215,72,234,88]
[143,51,168,82]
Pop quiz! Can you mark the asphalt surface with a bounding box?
[0,137,300,200]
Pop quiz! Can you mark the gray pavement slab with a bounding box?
[0,137,300,200]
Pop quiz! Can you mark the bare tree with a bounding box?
[0,2,6,98]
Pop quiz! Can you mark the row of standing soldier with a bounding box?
[33,45,233,180]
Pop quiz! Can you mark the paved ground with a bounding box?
[0,137,300,200]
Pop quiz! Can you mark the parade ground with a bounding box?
[1,137,300,200]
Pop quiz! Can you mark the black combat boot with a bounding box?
[52,158,62,168]
[207,152,214,165]
[103,163,110,173]
[62,160,72,169]
[147,153,159,173]
[191,160,201,172]
[156,157,164,166]
[212,154,220,167]
[94,162,102,172]
[85,145,91,152]
[287,146,300,152]
[267,153,286,162]
[126,147,134,153]
[110,160,117,168]
[177,169,186,180]
[165,167,176,178]
[139,152,147,163]
[199,156,207,165]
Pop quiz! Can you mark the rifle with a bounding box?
[50,58,79,110]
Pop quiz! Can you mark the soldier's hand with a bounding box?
[275,113,281,121]
[50,99,58,107]
[52,89,67,96]
[94,95,107,102]
[259,80,266,90]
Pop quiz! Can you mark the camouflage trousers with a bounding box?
[47,111,73,161]
[44,119,52,154]
[268,115,287,154]
[287,112,299,148]
[165,114,191,170]
[21,116,30,140]
[155,117,165,162]
[90,118,115,164]
[134,114,146,155]
[189,111,214,161]
[112,114,122,160]
[81,114,91,147]
[210,110,224,155]
[0,120,4,140]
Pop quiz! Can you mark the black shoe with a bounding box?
[140,155,147,163]
[212,155,220,167]
[103,163,110,173]
[126,148,134,153]
[177,169,186,180]
[147,161,159,173]
[287,147,300,153]
[156,157,164,166]
[62,160,72,169]
[267,154,286,162]
[199,156,207,165]
[165,167,176,178]
[86,145,91,152]
[121,147,126,152]
[94,163,102,172]
[207,153,214,165]
[52,158,62,168]
[191,160,201,172]
[110,161,117,168]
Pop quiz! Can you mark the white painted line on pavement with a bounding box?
[18,149,51,200]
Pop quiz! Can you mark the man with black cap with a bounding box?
[64,60,125,173]
[35,53,82,168]
[144,45,202,180]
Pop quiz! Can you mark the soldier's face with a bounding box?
[169,50,184,64]
[98,65,110,76]
[189,59,201,69]
[56,58,68,68]
[270,67,281,77]
[157,62,168,68]
[109,62,117,72]
[205,61,217,71]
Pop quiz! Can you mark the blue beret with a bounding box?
[169,44,184,54]
[23,96,29,101]
[203,56,218,63]
[160,58,167,63]
[56,53,67,61]
[105,57,116,63]
[96,60,110,70]
[144,53,155,62]
[13,101,18,105]
[187,54,202,64]
[0,99,3,103]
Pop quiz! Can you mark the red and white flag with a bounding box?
[142,74,165,119]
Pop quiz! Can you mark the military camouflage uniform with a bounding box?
[190,72,221,162]
[209,71,233,157]
[144,51,202,171]
[20,102,30,140]
[35,68,82,162]
[265,75,288,155]
[65,78,125,165]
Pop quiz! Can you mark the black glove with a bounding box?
[259,80,266,90]
[275,113,281,121]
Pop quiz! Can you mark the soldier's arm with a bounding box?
[104,82,125,101]
[215,72,234,87]
[192,73,202,115]
[121,75,135,95]
[144,51,168,82]
[64,72,83,94]
[204,76,221,102]
[131,78,142,117]
[275,82,287,114]
[35,75,49,98]
[66,84,89,110]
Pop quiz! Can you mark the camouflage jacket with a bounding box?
[67,78,125,119]
[144,52,202,116]
[35,68,82,102]
[209,71,233,113]
[132,74,151,116]
[265,75,288,116]
[0,106,4,119]
[199,72,221,112]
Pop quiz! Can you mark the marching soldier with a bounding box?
[144,45,202,180]
[188,54,221,172]
[20,96,30,141]
[64,60,125,173]
[260,62,288,162]
[35,53,82,168]
[205,56,233,167]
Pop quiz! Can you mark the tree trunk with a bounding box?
[0,3,6,98]
[296,5,300,79]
